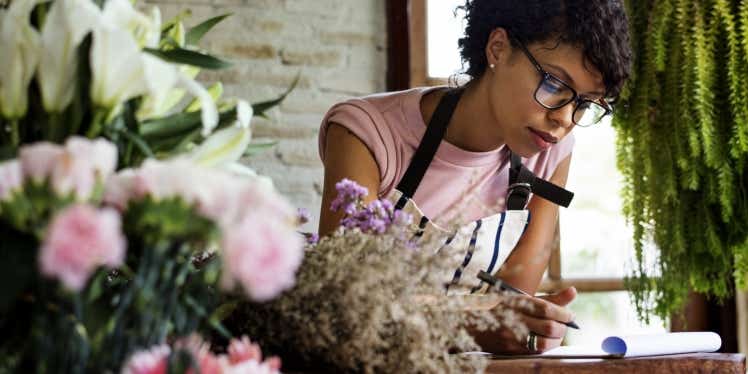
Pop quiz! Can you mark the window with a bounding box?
[409,0,668,340]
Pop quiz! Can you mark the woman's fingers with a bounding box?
[510,295,575,324]
[527,334,564,353]
[522,315,568,339]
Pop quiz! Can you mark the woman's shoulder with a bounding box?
[329,86,434,119]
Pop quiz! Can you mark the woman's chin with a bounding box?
[506,142,542,159]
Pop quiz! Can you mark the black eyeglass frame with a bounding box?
[510,37,612,127]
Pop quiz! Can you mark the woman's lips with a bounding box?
[528,128,558,150]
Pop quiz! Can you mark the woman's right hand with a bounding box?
[470,286,577,354]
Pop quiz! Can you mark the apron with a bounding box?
[389,88,574,295]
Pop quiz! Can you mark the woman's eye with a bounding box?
[541,78,565,94]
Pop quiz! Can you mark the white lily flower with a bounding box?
[101,0,159,48]
[137,64,198,121]
[188,126,251,167]
[38,0,102,112]
[90,23,148,109]
[136,54,178,119]
[236,99,253,129]
[187,100,253,167]
[179,74,219,136]
[0,0,41,119]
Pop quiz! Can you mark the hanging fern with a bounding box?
[615,0,748,322]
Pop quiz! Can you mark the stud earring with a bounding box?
[489,63,495,69]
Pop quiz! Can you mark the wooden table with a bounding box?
[486,353,746,373]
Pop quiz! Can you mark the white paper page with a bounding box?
[461,331,722,359]
[541,345,609,356]
[600,332,721,357]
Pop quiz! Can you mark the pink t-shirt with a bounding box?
[318,86,575,225]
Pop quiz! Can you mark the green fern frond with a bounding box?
[620,0,748,322]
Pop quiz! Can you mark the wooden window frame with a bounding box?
[393,0,625,293]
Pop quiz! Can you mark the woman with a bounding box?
[317,0,632,354]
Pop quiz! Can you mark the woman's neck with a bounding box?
[420,78,506,153]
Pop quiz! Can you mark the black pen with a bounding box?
[477,270,580,330]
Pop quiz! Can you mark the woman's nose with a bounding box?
[546,102,576,128]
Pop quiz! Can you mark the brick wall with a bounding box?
[144,0,387,232]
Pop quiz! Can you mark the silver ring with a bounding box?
[526,331,538,351]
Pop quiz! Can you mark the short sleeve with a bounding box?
[318,99,399,196]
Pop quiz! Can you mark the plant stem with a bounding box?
[86,109,108,138]
[9,119,20,146]
[47,112,64,143]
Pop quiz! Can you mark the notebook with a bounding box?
[461,332,722,359]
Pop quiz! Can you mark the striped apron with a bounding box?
[390,88,574,295]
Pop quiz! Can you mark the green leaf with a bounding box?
[210,300,239,321]
[140,111,203,140]
[143,47,232,70]
[252,73,300,116]
[140,108,238,141]
[118,127,155,158]
[185,13,232,46]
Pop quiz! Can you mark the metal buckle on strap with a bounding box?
[507,182,532,210]
[508,182,532,192]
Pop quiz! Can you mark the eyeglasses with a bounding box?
[511,37,612,127]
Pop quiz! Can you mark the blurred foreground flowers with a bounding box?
[0,0,300,372]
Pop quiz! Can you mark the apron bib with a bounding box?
[390,88,574,295]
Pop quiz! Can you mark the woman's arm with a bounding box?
[318,123,382,237]
[497,153,572,295]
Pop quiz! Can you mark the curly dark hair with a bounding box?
[457,0,632,99]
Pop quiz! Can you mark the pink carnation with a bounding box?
[104,169,137,210]
[51,137,117,200]
[18,138,117,200]
[64,136,117,178]
[0,160,22,201]
[39,204,126,291]
[19,141,64,182]
[228,336,263,365]
[223,359,281,374]
[121,344,170,374]
[221,211,304,302]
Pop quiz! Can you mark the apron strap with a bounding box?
[507,152,574,209]
[395,88,464,201]
[394,86,574,211]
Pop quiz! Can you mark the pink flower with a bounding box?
[50,148,96,200]
[18,138,118,200]
[19,141,64,182]
[52,137,117,200]
[64,136,118,179]
[104,169,136,210]
[121,344,170,374]
[0,160,22,201]
[221,211,304,302]
[223,359,281,374]
[226,335,282,373]
[228,336,263,365]
[39,204,126,291]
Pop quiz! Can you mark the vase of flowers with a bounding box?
[0,0,302,372]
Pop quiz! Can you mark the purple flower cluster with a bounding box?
[331,178,412,234]
[297,207,311,225]
[330,178,369,214]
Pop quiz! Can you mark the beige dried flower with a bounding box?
[223,221,527,373]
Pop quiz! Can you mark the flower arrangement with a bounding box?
[223,180,524,373]
[0,0,301,372]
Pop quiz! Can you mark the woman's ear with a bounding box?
[485,27,512,68]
